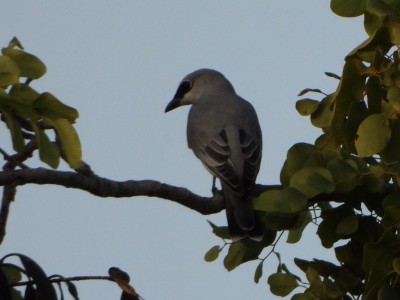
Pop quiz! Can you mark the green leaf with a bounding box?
[223,242,256,271]
[287,211,312,244]
[355,113,391,157]
[207,221,231,240]
[331,57,367,144]
[2,48,46,79]
[343,100,368,153]
[280,143,325,187]
[290,167,335,198]
[331,0,366,17]
[327,159,360,193]
[363,232,400,299]
[366,0,400,17]
[1,109,25,153]
[9,84,40,105]
[305,267,321,285]
[254,262,263,283]
[295,99,319,116]
[310,94,335,128]
[35,127,60,169]
[48,118,82,169]
[204,245,220,262]
[336,215,359,235]
[0,55,20,87]
[34,92,78,122]
[367,76,383,114]
[387,86,400,111]
[362,165,386,192]
[253,187,308,214]
[267,272,298,297]
[380,118,400,163]
[317,205,354,248]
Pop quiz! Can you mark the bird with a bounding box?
[165,69,263,240]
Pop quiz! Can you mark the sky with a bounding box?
[1,1,366,299]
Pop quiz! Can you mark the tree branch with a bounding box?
[0,168,230,215]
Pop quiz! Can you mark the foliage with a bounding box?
[0,253,140,300]
[1,1,400,299]
[0,37,81,169]
[205,0,400,299]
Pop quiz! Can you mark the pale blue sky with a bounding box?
[1,2,365,299]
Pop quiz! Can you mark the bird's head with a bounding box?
[165,68,235,112]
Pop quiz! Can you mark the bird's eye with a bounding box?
[175,81,192,98]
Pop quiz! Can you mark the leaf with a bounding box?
[290,167,335,198]
[2,48,46,79]
[325,72,341,80]
[0,267,12,300]
[363,232,400,299]
[108,267,139,299]
[366,0,400,17]
[297,88,324,96]
[366,76,383,114]
[331,57,367,144]
[1,109,25,153]
[387,86,400,111]
[317,205,354,248]
[34,125,60,168]
[331,0,366,17]
[34,92,78,122]
[253,187,308,214]
[336,215,359,235]
[254,262,263,284]
[49,118,82,169]
[380,118,400,163]
[207,221,231,240]
[381,206,400,229]
[16,254,57,300]
[66,281,79,300]
[267,272,298,297]
[327,159,360,193]
[295,99,319,116]
[287,211,312,244]
[223,242,245,271]
[9,84,40,105]
[310,94,335,128]
[204,246,220,262]
[305,267,321,285]
[355,113,391,157]
[0,55,20,87]
[343,100,368,154]
[280,143,325,187]
[223,241,263,271]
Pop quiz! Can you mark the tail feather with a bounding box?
[222,183,263,241]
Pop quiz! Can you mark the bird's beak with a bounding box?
[165,97,181,113]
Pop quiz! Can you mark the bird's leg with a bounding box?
[211,176,218,195]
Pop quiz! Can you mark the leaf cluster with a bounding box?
[0,253,141,300]
[205,1,400,299]
[0,37,81,169]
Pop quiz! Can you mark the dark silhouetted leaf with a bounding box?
[331,0,366,17]
[254,262,263,284]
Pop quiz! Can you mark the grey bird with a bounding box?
[165,69,263,240]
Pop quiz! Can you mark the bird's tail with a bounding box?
[222,183,263,241]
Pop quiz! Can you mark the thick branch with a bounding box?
[0,168,229,215]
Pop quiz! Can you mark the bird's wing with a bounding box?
[192,126,262,197]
